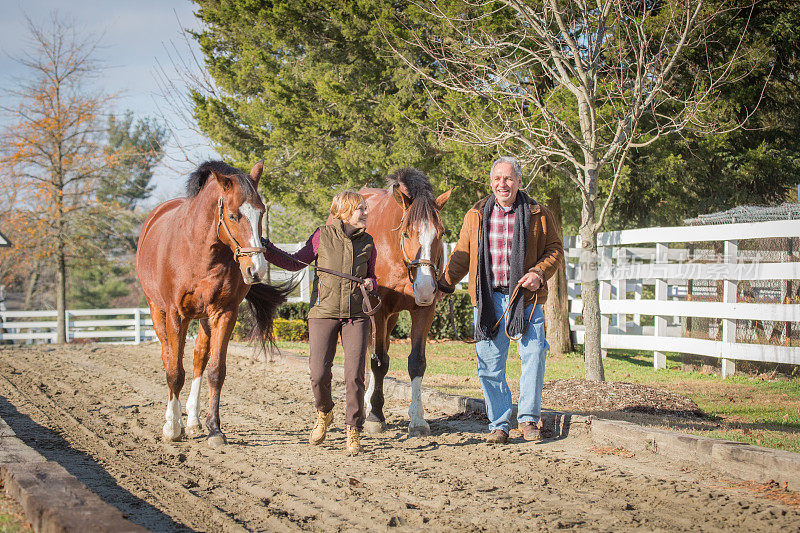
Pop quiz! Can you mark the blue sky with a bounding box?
[0,0,220,204]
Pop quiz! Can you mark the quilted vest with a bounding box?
[307,219,374,319]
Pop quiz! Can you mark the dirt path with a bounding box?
[0,343,797,532]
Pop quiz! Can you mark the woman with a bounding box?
[266,190,376,454]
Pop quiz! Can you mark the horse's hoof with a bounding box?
[163,423,185,442]
[409,424,431,437]
[364,420,387,434]
[186,424,203,438]
[207,433,227,447]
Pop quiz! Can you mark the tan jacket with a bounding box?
[441,195,564,307]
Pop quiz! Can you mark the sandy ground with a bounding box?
[0,342,797,532]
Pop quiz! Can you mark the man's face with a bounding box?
[490,162,520,207]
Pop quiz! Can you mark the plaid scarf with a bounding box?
[475,191,531,340]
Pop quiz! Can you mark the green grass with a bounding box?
[276,341,800,453]
[0,491,31,533]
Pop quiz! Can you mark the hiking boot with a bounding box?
[485,429,508,444]
[346,425,362,455]
[309,410,333,445]
[519,421,543,441]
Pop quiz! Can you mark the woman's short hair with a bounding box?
[330,190,366,221]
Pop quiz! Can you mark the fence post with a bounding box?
[721,240,738,378]
[134,308,142,345]
[633,279,642,329]
[300,267,311,303]
[600,246,612,359]
[65,310,72,343]
[615,247,627,335]
[654,243,668,369]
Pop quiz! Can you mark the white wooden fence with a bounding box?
[565,220,800,376]
[0,308,155,344]
[3,222,799,375]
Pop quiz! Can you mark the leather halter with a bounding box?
[217,197,268,260]
[399,230,443,284]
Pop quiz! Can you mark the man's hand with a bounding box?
[519,271,543,291]
[363,279,375,292]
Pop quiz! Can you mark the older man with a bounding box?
[439,156,563,443]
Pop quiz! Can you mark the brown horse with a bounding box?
[136,160,288,446]
[360,168,451,436]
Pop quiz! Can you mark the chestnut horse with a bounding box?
[136,160,288,446]
[361,168,451,436]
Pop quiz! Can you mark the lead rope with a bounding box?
[448,282,537,343]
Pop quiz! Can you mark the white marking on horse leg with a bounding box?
[185,376,203,430]
[163,393,184,441]
[408,376,430,435]
[364,369,375,416]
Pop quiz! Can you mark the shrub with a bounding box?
[273,318,307,341]
[232,301,255,341]
[390,310,412,339]
[277,302,310,320]
[430,290,474,340]
[266,290,474,341]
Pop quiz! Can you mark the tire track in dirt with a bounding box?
[1,344,798,532]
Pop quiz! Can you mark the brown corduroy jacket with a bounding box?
[440,195,564,307]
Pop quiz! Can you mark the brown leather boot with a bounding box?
[485,429,508,444]
[309,410,333,445]
[346,425,362,455]
[519,421,543,441]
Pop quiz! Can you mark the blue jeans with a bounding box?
[474,291,548,433]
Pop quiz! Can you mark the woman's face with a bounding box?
[346,202,368,229]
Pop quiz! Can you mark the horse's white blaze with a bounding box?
[241,202,268,278]
[364,369,376,415]
[163,393,184,440]
[185,376,203,428]
[408,376,428,431]
[412,220,437,306]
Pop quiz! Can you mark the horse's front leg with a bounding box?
[364,312,396,434]
[407,306,435,437]
[162,310,189,441]
[186,318,211,437]
[205,309,237,446]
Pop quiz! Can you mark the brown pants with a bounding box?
[308,317,369,429]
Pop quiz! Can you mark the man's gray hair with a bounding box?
[490,156,522,180]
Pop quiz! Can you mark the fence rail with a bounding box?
[566,219,800,376]
[0,308,155,344]
[3,221,799,376]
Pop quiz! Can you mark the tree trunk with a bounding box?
[56,237,67,344]
[544,192,573,354]
[580,182,605,382]
[24,259,40,309]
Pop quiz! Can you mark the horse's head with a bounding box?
[392,172,452,307]
[209,161,269,284]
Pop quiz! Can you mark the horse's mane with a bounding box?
[386,167,442,234]
[186,160,258,199]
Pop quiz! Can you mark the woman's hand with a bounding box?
[363,279,375,292]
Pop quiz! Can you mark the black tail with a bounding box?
[244,281,295,352]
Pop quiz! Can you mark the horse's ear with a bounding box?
[250,160,264,185]
[435,188,453,210]
[213,171,233,192]
[392,186,411,211]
